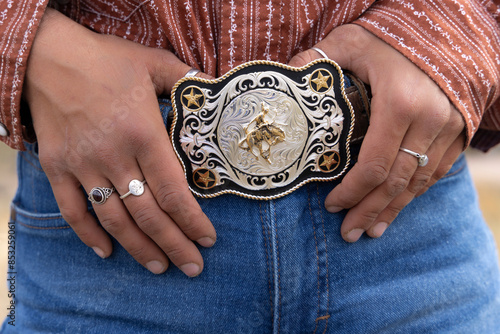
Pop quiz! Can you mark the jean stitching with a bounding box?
[271,203,282,334]
[19,151,43,172]
[14,210,64,221]
[307,186,321,334]
[30,161,37,214]
[17,221,71,230]
[316,183,331,334]
[441,164,465,179]
[259,202,274,320]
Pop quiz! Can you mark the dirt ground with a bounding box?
[0,143,499,320]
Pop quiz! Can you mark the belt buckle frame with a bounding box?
[170,59,355,200]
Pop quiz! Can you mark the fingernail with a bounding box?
[345,228,364,242]
[372,222,389,238]
[92,247,106,259]
[146,260,166,275]
[180,263,201,277]
[197,237,215,248]
[326,206,343,213]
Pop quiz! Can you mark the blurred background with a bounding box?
[0,143,499,319]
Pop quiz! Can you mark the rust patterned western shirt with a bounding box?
[1,0,500,151]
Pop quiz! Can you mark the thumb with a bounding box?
[288,49,323,68]
[308,24,378,82]
[288,24,363,76]
[145,48,214,96]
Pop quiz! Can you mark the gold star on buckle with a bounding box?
[181,86,205,111]
[318,151,340,173]
[193,168,217,189]
[310,69,332,93]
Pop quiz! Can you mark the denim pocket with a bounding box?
[12,143,69,228]
[11,205,70,230]
[440,153,467,180]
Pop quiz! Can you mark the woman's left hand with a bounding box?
[289,24,466,242]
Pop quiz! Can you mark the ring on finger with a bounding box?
[184,68,200,77]
[88,186,115,205]
[311,47,329,59]
[119,179,147,199]
[399,147,429,167]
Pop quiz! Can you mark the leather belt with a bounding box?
[170,59,370,200]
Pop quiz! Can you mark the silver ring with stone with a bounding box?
[311,47,329,59]
[399,147,429,167]
[184,68,201,77]
[88,186,115,205]
[119,179,147,199]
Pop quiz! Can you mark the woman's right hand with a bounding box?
[24,8,216,277]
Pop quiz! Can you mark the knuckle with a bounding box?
[407,172,432,194]
[384,175,410,197]
[427,105,450,131]
[360,158,391,188]
[134,207,162,235]
[293,52,314,65]
[39,150,66,176]
[177,215,205,238]
[357,210,380,226]
[127,244,149,260]
[416,185,431,197]
[92,146,119,169]
[333,24,368,50]
[60,206,85,225]
[162,241,187,260]
[71,228,94,244]
[382,204,404,221]
[155,182,190,215]
[434,164,453,181]
[126,126,155,155]
[99,212,125,235]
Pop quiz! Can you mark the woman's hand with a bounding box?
[289,24,465,242]
[24,8,216,276]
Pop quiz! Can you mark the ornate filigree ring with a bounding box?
[88,186,115,205]
[119,179,147,199]
[170,59,370,200]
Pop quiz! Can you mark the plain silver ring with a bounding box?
[184,68,201,78]
[119,179,147,199]
[399,147,429,167]
[311,47,329,59]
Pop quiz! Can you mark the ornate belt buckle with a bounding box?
[170,59,354,200]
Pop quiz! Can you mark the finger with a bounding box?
[365,130,464,238]
[363,146,443,239]
[145,48,215,95]
[415,135,465,197]
[324,96,411,212]
[335,97,448,242]
[83,178,170,274]
[134,113,217,248]
[115,172,206,278]
[288,48,323,67]
[338,148,419,242]
[51,174,113,258]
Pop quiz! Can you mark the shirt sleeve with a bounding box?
[0,0,50,150]
[354,0,500,151]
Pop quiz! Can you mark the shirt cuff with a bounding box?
[0,0,50,150]
[354,0,500,149]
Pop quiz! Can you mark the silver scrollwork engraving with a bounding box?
[176,68,346,192]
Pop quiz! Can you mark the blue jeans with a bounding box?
[2,100,500,333]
